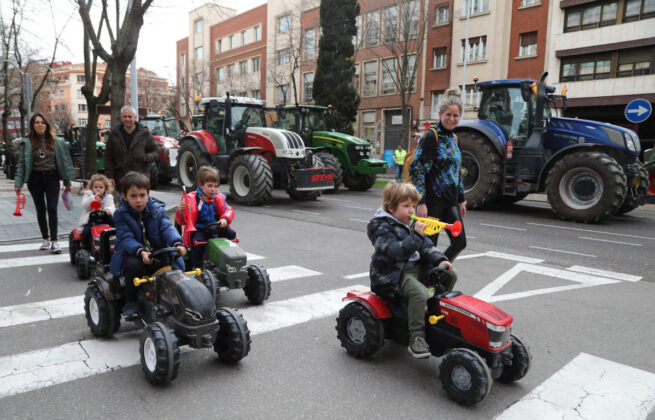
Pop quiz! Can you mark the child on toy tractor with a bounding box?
[368,182,454,359]
[110,171,187,320]
[78,174,115,248]
[175,166,235,269]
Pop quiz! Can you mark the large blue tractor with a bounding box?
[455,72,651,223]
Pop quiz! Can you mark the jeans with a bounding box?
[425,200,467,262]
[27,170,60,240]
[395,164,404,181]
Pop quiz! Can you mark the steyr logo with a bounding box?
[311,174,334,182]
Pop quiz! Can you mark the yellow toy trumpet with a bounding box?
[410,215,462,237]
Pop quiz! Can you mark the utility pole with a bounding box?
[128,0,138,114]
[461,0,471,115]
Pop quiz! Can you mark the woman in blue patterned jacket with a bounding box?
[409,89,466,261]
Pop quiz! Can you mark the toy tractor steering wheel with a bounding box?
[150,247,182,266]
[425,265,449,293]
[202,221,224,238]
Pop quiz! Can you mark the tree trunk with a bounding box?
[401,103,411,150]
[84,97,98,177]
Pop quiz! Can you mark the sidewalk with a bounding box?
[0,173,180,244]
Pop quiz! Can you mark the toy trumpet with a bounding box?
[410,215,462,237]
[90,199,102,210]
[13,193,26,217]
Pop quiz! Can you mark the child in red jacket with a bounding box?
[176,166,235,269]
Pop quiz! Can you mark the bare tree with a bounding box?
[267,11,303,106]
[375,0,429,148]
[0,1,20,143]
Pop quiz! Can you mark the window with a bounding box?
[617,47,653,77]
[365,10,379,47]
[277,49,290,65]
[363,61,378,97]
[565,2,618,32]
[195,20,203,33]
[53,90,58,99]
[277,84,289,102]
[47,105,51,113]
[195,47,203,60]
[560,54,612,81]
[624,0,655,21]
[254,26,261,41]
[252,57,261,72]
[362,111,376,142]
[227,64,235,78]
[77,75,85,83]
[521,0,539,6]
[383,6,398,43]
[105,120,111,128]
[431,91,443,119]
[229,35,234,49]
[241,31,247,46]
[463,84,482,109]
[216,39,222,54]
[77,89,84,98]
[406,1,419,39]
[217,67,225,81]
[196,72,203,85]
[79,119,88,126]
[460,36,487,62]
[519,32,537,57]
[278,15,290,33]
[54,104,59,111]
[463,0,489,16]
[436,4,449,25]
[239,61,248,74]
[60,90,64,98]
[354,15,362,47]
[353,63,360,93]
[303,72,314,102]
[381,58,395,95]
[406,54,417,91]
[180,52,186,67]
[304,28,316,60]
[78,104,87,112]
[433,47,447,68]
[251,89,261,99]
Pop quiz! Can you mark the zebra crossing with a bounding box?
[1,240,654,420]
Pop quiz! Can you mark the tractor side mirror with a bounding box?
[520,82,531,102]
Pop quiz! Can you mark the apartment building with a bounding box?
[544,0,654,146]
[507,0,550,79]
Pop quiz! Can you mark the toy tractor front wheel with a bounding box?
[498,335,531,383]
[214,308,251,363]
[336,302,384,358]
[84,284,120,337]
[76,249,92,280]
[139,322,181,386]
[439,348,492,406]
[244,265,271,304]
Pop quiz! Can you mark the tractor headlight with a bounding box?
[163,142,173,149]
[623,131,639,153]
[487,322,510,349]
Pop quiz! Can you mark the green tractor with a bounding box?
[64,125,106,175]
[275,105,386,191]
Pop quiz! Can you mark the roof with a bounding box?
[200,96,265,106]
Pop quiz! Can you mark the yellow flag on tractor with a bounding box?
[530,80,538,95]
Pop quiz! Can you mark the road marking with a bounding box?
[343,205,374,211]
[474,262,619,303]
[495,352,655,420]
[292,209,321,215]
[567,265,642,282]
[0,242,69,253]
[455,251,543,263]
[527,222,655,241]
[320,197,353,203]
[479,223,527,231]
[349,218,370,223]
[247,252,264,261]
[0,265,320,328]
[529,245,596,258]
[0,285,368,398]
[344,272,369,280]
[0,254,70,269]
[579,236,642,247]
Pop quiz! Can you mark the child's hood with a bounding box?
[368,208,411,240]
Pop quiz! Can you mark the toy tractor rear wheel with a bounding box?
[244,265,271,304]
[178,140,211,189]
[439,348,492,406]
[69,234,79,265]
[229,154,273,205]
[616,165,649,215]
[201,270,221,307]
[139,322,181,386]
[76,249,92,280]
[335,302,384,359]
[214,308,251,363]
[457,131,502,209]
[343,173,376,191]
[497,335,531,383]
[84,284,120,337]
[316,152,343,192]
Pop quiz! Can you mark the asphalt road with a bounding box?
[1,186,654,419]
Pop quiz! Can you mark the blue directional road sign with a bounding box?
[624,99,652,124]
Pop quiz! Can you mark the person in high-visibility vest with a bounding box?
[393,145,407,181]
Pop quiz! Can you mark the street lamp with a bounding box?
[0,59,56,128]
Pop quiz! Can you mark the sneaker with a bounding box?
[51,242,62,254]
[408,336,431,359]
[122,303,140,321]
[40,240,51,250]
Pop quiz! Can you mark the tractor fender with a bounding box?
[342,290,392,319]
[538,143,608,190]
[226,147,266,169]
[456,120,507,156]
[179,134,211,155]
[90,273,118,302]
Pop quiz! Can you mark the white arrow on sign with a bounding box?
[627,105,649,117]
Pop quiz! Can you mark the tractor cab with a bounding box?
[274,105,336,146]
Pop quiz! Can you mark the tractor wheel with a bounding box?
[84,284,120,338]
[69,234,79,265]
[457,131,502,209]
[244,265,271,304]
[498,335,532,383]
[201,270,220,307]
[178,140,211,189]
[439,348,492,406]
[139,322,181,386]
[229,154,273,205]
[76,249,92,280]
[288,155,323,201]
[546,151,626,223]
[335,302,384,359]
[343,173,376,191]
[214,308,251,363]
[616,165,649,215]
[148,161,159,190]
[316,152,343,192]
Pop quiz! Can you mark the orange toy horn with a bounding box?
[445,221,462,237]
[90,199,102,210]
[13,193,25,217]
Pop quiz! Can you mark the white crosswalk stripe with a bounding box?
[0,284,368,399]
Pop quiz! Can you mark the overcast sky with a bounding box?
[2,0,266,84]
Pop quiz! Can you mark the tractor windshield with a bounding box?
[164,119,180,138]
[141,119,166,136]
[479,87,530,142]
[231,105,267,130]
[302,108,336,132]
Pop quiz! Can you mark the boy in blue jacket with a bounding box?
[110,171,187,320]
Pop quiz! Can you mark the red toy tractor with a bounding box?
[68,200,115,280]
